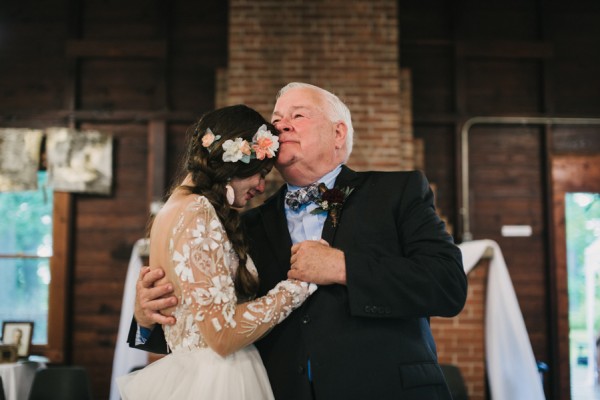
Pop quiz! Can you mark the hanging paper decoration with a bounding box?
[0,128,44,192]
[46,127,113,195]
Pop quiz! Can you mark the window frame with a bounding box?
[29,192,71,362]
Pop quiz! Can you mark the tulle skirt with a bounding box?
[117,345,274,400]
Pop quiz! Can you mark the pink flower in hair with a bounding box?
[252,125,280,160]
[202,128,218,148]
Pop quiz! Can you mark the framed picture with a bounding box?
[1,321,34,358]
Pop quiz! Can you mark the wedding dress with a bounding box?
[118,195,315,399]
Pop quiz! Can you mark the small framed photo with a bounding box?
[1,321,34,358]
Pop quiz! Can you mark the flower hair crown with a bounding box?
[201,124,279,163]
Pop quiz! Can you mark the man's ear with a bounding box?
[334,121,347,150]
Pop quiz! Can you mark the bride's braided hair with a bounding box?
[175,105,278,299]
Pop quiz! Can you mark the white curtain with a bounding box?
[459,239,546,400]
[109,238,150,400]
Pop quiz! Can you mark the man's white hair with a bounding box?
[276,82,354,161]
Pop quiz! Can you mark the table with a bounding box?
[0,359,46,400]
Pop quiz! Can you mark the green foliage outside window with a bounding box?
[565,193,600,332]
[0,172,53,344]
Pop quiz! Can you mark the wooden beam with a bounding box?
[456,40,554,59]
[41,192,73,363]
[147,120,167,213]
[154,1,172,110]
[0,110,196,123]
[66,40,167,59]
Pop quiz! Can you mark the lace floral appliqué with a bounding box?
[163,196,316,355]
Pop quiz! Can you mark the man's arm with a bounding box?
[126,266,178,353]
[342,171,467,318]
[286,171,467,319]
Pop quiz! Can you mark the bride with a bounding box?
[118,104,316,399]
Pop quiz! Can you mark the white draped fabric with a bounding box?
[109,238,150,400]
[0,361,45,400]
[458,239,546,400]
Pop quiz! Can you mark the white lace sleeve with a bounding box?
[169,196,316,356]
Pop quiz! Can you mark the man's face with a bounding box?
[271,87,343,181]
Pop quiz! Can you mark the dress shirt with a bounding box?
[284,164,342,382]
[135,326,151,345]
[285,165,342,244]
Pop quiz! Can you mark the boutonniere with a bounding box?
[310,183,354,227]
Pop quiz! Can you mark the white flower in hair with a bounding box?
[222,138,252,163]
[207,124,279,163]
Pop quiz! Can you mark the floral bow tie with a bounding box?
[285,183,321,211]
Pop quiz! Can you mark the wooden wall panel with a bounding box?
[468,125,549,364]
[0,4,68,111]
[547,3,600,115]
[453,1,540,40]
[413,125,456,231]
[170,3,228,112]
[402,46,455,115]
[465,59,543,114]
[400,2,600,398]
[79,60,164,110]
[81,0,164,39]
[166,123,191,191]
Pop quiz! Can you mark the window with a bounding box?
[565,192,600,398]
[0,171,69,362]
[0,171,52,344]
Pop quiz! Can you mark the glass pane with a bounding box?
[0,171,53,255]
[0,171,52,345]
[565,192,600,399]
[0,257,49,344]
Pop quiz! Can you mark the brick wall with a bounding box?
[222,0,413,173]
[432,259,490,400]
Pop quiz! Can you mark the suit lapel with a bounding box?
[321,166,362,244]
[258,167,363,271]
[259,185,293,277]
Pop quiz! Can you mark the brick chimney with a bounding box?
[217,0,414,174]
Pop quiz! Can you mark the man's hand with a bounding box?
[288,240,346,285]
[134,267,178,328]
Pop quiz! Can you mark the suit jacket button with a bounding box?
[302,315,311,324]
[297,365,305,374]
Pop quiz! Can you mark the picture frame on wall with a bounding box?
[1,321,34,358]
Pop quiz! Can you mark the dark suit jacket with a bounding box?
[129,166,467,400]
[242,166,467,400]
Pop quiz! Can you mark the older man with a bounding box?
[131,82,467,399]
